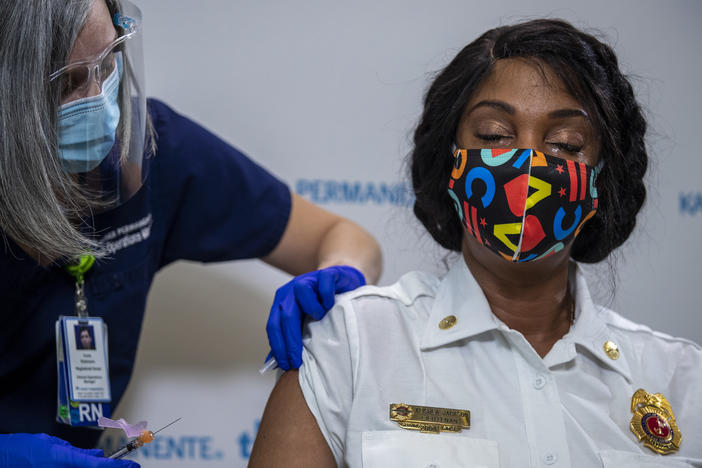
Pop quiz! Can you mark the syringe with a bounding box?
[108,417,182,459]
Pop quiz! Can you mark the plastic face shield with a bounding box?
[50,0,149,207]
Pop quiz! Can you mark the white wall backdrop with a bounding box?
[99,1,702,466]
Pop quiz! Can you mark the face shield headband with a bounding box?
[50,0,149,208]
[448,148,602,262]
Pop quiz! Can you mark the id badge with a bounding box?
[56,316,111,427]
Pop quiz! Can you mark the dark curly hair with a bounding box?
[410,19,647,263]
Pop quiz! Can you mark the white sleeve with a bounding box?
[298,295,357,466]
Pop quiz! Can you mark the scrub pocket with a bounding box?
[599,449,699,467]
[361,430,499,468]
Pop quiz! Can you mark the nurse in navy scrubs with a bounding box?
[0,1,381,466]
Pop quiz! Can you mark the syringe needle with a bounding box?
[152,417,182,435]
[107,417,182,459]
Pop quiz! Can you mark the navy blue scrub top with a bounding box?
[0,99,292,448]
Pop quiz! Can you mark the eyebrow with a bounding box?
[548,108,589,119]
[467,100,515,115]
[466,100,589,120]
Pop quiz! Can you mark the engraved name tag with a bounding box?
[389,403,470,434]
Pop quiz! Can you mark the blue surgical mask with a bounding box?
[58,54,122,174]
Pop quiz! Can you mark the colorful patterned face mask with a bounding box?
[448,148,600,262]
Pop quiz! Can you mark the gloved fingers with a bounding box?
[109,460,141,468]
[270,283,291,312]
[76,448,104,458]
[82,454,141,468]
[280,298,304,369]
[117,460,141,468]
[265,268,366,371]
[317,269,337,311]
[92,455,141,468]
[50,443,126,468]
[0,433,135,468]
[69,446,141,468]
[36,432,72,447]
[293,281,327,320]
[333,266,366,292]
[266,301,289,371]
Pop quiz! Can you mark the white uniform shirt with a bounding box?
[299,260,702,468]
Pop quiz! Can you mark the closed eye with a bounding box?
[476,133,512,142]
[549,142,583,153]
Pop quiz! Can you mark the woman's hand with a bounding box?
[266,265,365,370]
[0,433,139,468]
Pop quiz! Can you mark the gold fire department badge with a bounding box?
[629,388,681,455]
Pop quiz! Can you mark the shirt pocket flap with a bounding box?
[599,449,698,467]
[362,430,499,468]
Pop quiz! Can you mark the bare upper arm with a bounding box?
[249,370,336,467]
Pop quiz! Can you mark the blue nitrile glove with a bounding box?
[266,265,366,370]
[0,433,139,468]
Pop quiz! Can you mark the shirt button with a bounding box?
[534,375,547,389]
[543,453,557,465]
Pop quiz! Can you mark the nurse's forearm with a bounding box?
[314,218,381,284]
[263,193,382,283]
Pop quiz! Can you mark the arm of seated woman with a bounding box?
[249,371,336,467]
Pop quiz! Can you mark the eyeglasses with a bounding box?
[49,13,138,102]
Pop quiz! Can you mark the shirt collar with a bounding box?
[419,258,632,382]
[564,263,632,382]
[420,259,501,350]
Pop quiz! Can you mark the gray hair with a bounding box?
[0,0,149,262]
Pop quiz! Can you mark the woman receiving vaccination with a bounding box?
[251,19,702,467]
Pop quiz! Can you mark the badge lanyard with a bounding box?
[56,254,112,427]
[65,254,94,317]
